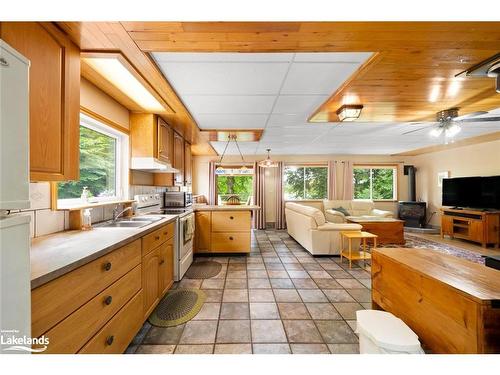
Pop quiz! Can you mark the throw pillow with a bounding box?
[333,206,351,216]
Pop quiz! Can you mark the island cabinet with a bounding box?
[31,222,175,354]
[194,209,252,253]
[0,22,80,181]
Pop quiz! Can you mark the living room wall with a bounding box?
[407,139,500,227]
[193,154,409,226]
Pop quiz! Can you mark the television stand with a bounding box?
[441,208,500,248]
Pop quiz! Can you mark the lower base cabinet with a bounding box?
[142,247,160,319]
[159,237,174,296]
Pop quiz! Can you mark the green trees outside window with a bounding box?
[353,167,396,200]
[284,166,328,200]
[216,171,253,205]
[58,125,117,199]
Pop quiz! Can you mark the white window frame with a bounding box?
[353,165,398,201]
[283,164,328,201]
[57,113,129,207]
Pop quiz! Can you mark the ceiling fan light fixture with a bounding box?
[336,104,364,122]
[258,149,278,168]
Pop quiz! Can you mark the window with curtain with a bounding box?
[353,165,397,200]
[215,166,254,205]
[283,165,328,200]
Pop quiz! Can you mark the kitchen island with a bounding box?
[193,205,260,254]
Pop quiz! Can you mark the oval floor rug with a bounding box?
[148,288,206,327]
[185,260,222,279]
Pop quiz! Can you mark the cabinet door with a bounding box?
[1,22,80,181]
[184,141,192,185]
[158,237,174,297]
[469,220,484,243]
[441,215,453,236]
[195,211,211,253]
[157,118,173,163]
[173,132,185,185]
[142,247,160,318]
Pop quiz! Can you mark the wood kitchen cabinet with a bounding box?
[195,211,211,253]
[130,113,173,164]
[173,132,185,185]
[158,237,174,296]
[0,22,80,181]
[142,247,160,318]
[184,141,193,186]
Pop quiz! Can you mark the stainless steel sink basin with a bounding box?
[99,221,151,228]
[128,216,163,222]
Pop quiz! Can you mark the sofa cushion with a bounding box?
[351,199,375,216]
[323,199,352,211]
[286,202,326,226]
[332,206,351,216]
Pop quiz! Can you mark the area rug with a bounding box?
[148,289,206,327]
[184,260,222,279]
[378,233,485,265]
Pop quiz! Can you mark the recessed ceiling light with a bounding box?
[82,54,165,113]
[336,104,364,122]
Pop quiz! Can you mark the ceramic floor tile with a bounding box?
[204,289,223,302]
[248,278,271,289]
[323,289,357,303]
[250,303,280,319]
[252,343,291,354]
[267,270,289,278]
[336,278,367,289]
[291,278,318,289]
[314,279,343,289]
[142,324,185,345]
[222,289,249,302]
[174,344,214,354]
[277,303,311,320]
[251,320,287,343]
[328,344,360,354]
[346,288,372,303]
[305,303,342,320]
[282,320,323,343]
[246,263,265,270]
[216,320,251,343]
[135,344,176,354]
[290,343,330,354]
[287,270,310,279]
[332,302,364,320]
[249,289,275,302]
[220,303,250,320]
[273,289,301,302]
[179,321,218,344]
[297,289,328,303]
[328,270,353,278]
[247,270,269,278]
[225,278,248,289]
[315,320,359,344]
[226,270,247,279]
[193,303,221,320]
[178,279,203,289]
[308,271,333,279]
[270,278,294,289]
[201,278,225,290]
[214,343,252,354]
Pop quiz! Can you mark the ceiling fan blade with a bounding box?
[453,111,489,121]
[402,124,436,135]
[458,116,500,123]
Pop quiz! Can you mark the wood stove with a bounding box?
[398,201,426,228]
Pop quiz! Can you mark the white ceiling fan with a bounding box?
[402,108,500,140]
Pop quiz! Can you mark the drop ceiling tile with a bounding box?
[195,114,269,129]
[153,52,294,63]
[272,95,329,115]
[281,63,360,95]
[267,114,310,127]
[292,52,373,63]
[158,62,289,95]
[183,95,276,114]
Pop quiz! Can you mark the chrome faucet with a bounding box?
[112,206,132,222]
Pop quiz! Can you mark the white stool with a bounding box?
[356,310,424,354]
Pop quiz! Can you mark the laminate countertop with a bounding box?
[193,204,260,211]
[30,215,177,290]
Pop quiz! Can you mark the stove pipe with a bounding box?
[404,165,416,201]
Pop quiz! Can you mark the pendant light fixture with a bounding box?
[216,134,247,172]
[258,149,278,168]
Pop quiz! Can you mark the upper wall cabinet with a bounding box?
[184,141,192,186]
[173,132,184,186]
[1,22,80,181]
[130,113,173,163]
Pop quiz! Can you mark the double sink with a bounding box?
[98,215,164,228]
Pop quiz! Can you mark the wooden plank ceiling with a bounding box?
[57,22,500,155]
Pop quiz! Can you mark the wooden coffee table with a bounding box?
[340,231,378,269]
[346,217,405,245]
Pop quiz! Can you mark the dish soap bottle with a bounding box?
[81,187,90,203]
[82,208,92,231]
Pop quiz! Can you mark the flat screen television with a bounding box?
[442,176,500,209]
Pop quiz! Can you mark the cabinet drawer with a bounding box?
[79,290,144,354]
[211,211,251,232]
[211,232,250,253]
[32,239,141,338]
[142,222,175,256]
[43,265,141,354]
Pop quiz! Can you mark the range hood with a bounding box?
[130,157,179,173]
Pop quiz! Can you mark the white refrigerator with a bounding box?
[0,40,31,353]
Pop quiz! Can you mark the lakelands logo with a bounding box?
[1,330,49,353]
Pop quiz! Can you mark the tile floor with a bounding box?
[128,229,372,354]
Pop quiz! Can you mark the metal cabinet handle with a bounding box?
[159,259,165,265]
[0,58,9,67]
[163,231,168,235]
[230,216,234,220]
[103,262,112,271]
[155,235,160,240]
[229,236,234,240]
[106,335,114,346]
[104,296,113,305]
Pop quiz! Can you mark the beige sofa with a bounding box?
[323,199,394,224]
[285,202,362,255]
